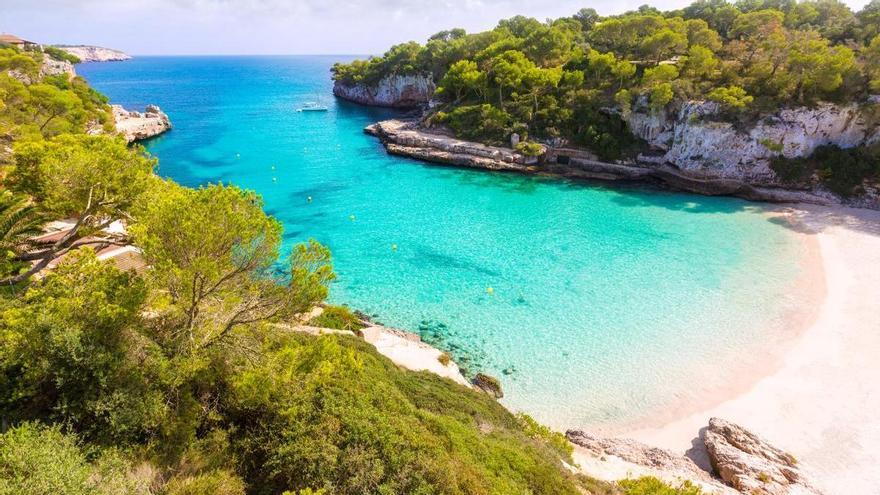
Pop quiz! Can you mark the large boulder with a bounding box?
[704,417,822,495]
[333,74,435,108]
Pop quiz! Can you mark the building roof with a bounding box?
[0,34,36,45]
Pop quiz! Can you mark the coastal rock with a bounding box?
[368,119,537,171]
[40,57,76,79]
[704,417,822,495]
[112,104,171,143]
[333,74,435,108]
[472,373,503,398]
[56,45,131,63]
[566,429,737,494]
[368,119,835,205]
[627,101,880,185]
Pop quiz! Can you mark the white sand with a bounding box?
[360,325,472,387]
[623,205,880,495]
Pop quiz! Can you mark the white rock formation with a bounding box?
[112,104,171,143]
[704,418,822,495]
[333,73,435,108]
[40,57,76,79]
[57,45,131,63]
[628,101,880,185]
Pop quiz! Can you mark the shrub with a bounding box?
[0,422,92,495]
[618,476,703,495]
[437,104,512,144]
[515,140,545,156]
[770,144,880,196]
[44,46,81,64]
[308,304,365,331]
[438,352,452,365]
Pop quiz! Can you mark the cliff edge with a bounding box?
[57,45,131,63]
[333,73,435,108]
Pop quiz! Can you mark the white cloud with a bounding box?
[0,0,872,55]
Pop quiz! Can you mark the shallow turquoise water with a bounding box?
[79,56,805,430]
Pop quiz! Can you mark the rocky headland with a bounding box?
[344,75,880,208]
[333,73,435,108]
[57,45,132,62]
[366,119,845,206]
[111,104,172,143]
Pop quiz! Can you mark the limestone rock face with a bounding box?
[57,45,132,62]
[40,57,76,79]
[112,105,171,143]
[628,101,880,185]
[704,418,822,495]
[333,74,435,108]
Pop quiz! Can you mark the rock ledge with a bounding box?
[112,104,171,143]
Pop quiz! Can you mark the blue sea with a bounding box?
[79,56,807,431]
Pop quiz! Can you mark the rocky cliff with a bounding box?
[368,119,834,205]
[627,101,880,185]
[333,74,435,108]
[112,105,171,142]
[57,45,131,62]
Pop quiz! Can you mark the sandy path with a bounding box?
[623,205,880,494]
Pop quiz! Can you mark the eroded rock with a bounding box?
[112,104,171,143]
[333,74,435,108]
[704,417,822,495]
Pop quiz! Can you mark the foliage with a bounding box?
[0,192,43,278]
[515,413,574,462]
[228,333,584,495]
[770,144,880,196]
[707,85,753,111]
[515,140,545,156]
[618,476,703,495]
[44,46,81,64]
[333,0,880,166]
[308,304,365,331]
[0,422,94,495]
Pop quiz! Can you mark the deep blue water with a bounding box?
[78,56,806,430]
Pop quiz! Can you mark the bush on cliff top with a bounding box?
[333,0,879,169]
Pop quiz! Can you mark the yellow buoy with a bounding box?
[272,177,277,183]
[307,196,313,203]
[349,214,356,221]
[486,287,494,295]
[391,244,398,251]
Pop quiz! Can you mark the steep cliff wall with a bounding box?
[627,101,880,185]
[333,74,435,108]
[57,45,131,63]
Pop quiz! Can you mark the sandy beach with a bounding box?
[621,204,880,494]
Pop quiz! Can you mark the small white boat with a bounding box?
[297,100,328,112]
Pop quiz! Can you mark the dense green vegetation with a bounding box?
[333,0,880,189]
[0,40,704,495]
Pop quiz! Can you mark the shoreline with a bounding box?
[366,119,845,208]
[618,204,880,494]
[590,206,826,439]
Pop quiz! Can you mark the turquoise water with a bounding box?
[79,56,805,430]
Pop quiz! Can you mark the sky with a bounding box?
[1,0,873,55]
